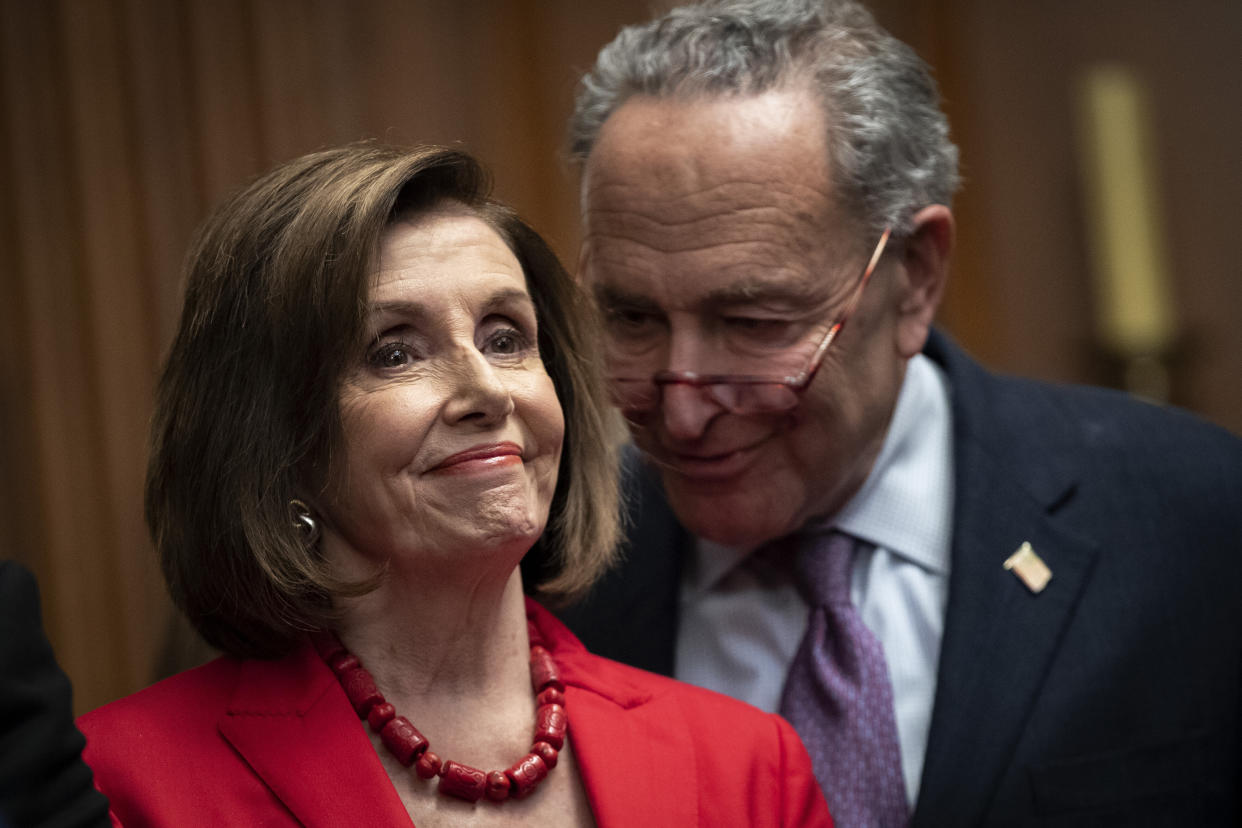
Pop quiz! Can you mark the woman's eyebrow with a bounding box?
[367,299,429,320]
[367,288,535,320]
[480,287,536,314]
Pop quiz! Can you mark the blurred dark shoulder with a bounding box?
[0,560,110,828]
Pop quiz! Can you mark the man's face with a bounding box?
[580,88,912,549]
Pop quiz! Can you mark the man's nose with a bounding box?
[656,329,723,440]
[660,382,722,441]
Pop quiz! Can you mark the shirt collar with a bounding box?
[685,354,955,594]
[685,537,752,597]
[832,354,954,574]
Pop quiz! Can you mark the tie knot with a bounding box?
[794,530,859,607]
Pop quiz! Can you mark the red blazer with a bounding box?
[79,600,830,827]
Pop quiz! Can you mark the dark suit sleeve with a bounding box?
[0,561,110,828]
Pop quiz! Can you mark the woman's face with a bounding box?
[321,208,564,577]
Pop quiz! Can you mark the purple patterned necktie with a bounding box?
[779,530,908,828]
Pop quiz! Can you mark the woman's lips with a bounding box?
[429,442,524,474]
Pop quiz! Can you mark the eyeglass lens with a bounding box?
[609,376,802,416]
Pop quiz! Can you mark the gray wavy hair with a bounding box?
[568,0,959,237]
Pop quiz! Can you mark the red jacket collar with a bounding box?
[216,599,697,826]
[219,638,412,826]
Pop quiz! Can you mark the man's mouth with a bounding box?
[655,439,768,481]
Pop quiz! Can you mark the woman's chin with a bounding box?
[412,510,547,573]
[432,488,548,551]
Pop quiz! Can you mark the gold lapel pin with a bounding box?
[1004,542,1052,594]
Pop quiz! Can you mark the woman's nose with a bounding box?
[441,346,515,425]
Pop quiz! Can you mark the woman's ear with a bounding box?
[894,204,954,358]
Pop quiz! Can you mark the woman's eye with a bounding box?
[368,342,416,369]
[485,327,531,356]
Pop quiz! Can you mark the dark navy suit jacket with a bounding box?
[0,561,110,828]
[559,330,1242,826]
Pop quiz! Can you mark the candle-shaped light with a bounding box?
[1075,64,1176,357]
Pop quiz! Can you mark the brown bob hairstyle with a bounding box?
[147,143,620,659]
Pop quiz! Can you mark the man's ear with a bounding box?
[894,204,954,358]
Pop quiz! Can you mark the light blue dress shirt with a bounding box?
[674,354,955,807]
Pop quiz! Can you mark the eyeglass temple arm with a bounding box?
[788,226,892,386]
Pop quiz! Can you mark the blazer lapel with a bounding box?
[567,687,699,825]
[529,600,697,824]
[217,641,412,827]
[914,333,1101,826]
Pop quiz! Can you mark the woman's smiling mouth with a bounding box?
[429,442,524,474]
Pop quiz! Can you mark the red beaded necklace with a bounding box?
[312,622,568,803]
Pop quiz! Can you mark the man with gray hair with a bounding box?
[558,0,1242,825]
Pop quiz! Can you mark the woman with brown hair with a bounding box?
[76,143,829,826]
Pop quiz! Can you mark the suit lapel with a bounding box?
[217,641,412,827]
[914,333,1100,826]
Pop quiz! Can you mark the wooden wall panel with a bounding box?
[117,0,201,348]
[949,0,1242,431]
[60,0,167,703]
[907,0,1005,365]
[2,0,135,709]
[186,0,266,199]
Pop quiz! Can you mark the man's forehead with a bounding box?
[590,88,828,154]
[584,89,833,191]
[591,269,833,311]
[578,89,867,308]
[581,91,848,235]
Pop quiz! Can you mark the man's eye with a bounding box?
[724,316,791,334]
[721,316,805,351]
[605,308,660,334]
